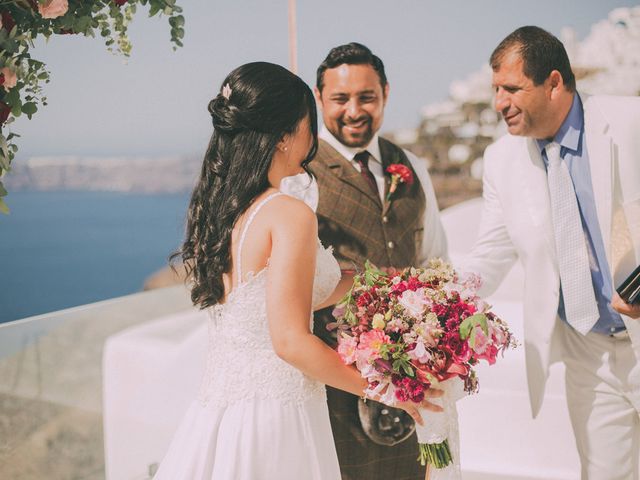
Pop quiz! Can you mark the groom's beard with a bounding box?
[330,114,375,148]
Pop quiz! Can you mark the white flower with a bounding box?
[407,338,431,363]
[398,288,428,318]
[372,313,386,329]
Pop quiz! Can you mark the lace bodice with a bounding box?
[198,193,341,407]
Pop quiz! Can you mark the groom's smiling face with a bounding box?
[315,64,389,148]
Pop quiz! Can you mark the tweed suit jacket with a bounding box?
[310,138,426,272]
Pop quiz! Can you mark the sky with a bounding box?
[11,0,638,158]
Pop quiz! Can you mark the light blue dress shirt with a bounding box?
[537,94,626,335]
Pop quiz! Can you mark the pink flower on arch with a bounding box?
[38,0,69,19]
[0,68,17,92]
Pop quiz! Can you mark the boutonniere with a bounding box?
[385,164,414,201]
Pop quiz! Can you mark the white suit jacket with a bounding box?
[462,94,640,417]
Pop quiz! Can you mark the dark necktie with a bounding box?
[354,150,378,195]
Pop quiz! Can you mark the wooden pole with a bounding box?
[425,463,432,480]
[288,0,298,73]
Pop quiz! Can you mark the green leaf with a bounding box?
[0,137,11,167]
[22,102,37,116]
[459,313,488,341]
[169,14,184,27]
[0,150,11,170]
[392,357,414,377]
[344,309,357,326]
[0,196,9,215]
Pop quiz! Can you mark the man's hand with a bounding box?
[395,388,444,426]
[611,293,640,319]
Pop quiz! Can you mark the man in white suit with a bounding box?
[463,26,640,479]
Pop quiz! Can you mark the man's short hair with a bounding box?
[316,42,387,92]
[490,26,576,92]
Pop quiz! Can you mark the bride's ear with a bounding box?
[276,134,290,153]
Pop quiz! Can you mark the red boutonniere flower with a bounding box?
[385,164,413,201]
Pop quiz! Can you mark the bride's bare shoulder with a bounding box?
[265,193,317,234]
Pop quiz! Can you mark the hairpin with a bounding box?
[222,83,232,100]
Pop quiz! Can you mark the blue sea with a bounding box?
[0,191,191,324]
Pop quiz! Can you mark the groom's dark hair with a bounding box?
[490,26,576,92]
[316,42,387,92]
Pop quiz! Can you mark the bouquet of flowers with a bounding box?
[332,259,516,472]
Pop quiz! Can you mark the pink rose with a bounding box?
[357,329,390,355]
[337,334,358,365]
[0,67,17,92]
[38,0,68,19]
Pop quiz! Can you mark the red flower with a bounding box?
[443,333,472,364]
[1,11,16,33]
[114,0,128,5]
[386,164,413,184]
[0,101,11,124]
[385,163,414,200]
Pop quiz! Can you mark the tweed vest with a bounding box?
[309,138,426,270]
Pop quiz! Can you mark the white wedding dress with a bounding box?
[154,192,342,480]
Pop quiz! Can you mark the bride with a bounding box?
[154,61,442,479]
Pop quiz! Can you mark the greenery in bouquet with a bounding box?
[0,0,184,213]
[332,259,517,469]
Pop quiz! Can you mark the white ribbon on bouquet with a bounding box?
[416,377,466,480]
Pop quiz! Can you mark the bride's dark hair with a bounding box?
[173,62,318,308]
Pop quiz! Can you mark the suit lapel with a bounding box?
[583,98,613,268]
[319,141,382,208]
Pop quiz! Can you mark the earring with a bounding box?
[283,146,288,152]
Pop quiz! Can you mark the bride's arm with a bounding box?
[265,198,441,421]
[313,272,355,311]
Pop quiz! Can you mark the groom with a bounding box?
[285,42,448,480]
[463,27,640,478]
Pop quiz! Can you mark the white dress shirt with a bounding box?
[280,126,448,265]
